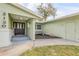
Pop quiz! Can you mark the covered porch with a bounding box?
[9,13,35,42]
[0,12,36,47]
[0,3,42,48]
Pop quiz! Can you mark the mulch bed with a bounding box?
[35,34,61,39]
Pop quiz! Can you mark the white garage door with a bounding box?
[65,22,75,41]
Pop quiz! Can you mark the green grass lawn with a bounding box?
[22,45,79,56]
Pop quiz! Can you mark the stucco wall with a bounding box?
[0,3,37,47]
[0,29,11,47]
[0,12,11,47]
[27,19,35,40]
[42,15,79,42]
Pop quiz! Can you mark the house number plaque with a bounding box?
[2,12,6,28]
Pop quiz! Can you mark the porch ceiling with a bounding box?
[10,13,32,21]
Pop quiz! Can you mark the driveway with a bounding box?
[34,38,79,47]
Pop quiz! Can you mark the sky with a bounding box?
[20,3,79,21]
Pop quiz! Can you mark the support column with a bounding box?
[27,19,35,40]
[32,19,35,40]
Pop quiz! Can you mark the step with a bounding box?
[11,36,29,42]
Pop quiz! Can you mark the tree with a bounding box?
[37,3,57,21]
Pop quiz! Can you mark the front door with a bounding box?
[13,22,25,35]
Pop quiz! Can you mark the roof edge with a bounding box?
[7,3,43,19]
[43,12,79,24]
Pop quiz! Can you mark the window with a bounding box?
[37,25,41,30]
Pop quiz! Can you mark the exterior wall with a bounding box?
[42,15,79,42]
[0,29,11,47]
[42,20,66,38]
[0,12,11,47]
[0,3,38,47]
[9,15,14,37]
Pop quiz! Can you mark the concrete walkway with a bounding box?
[0,40,33,56]
[34,38,79,47]
[0,38,79,56]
